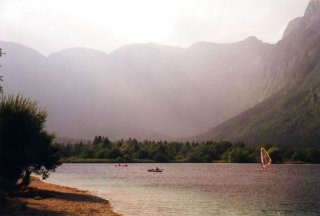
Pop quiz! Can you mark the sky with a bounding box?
[0,0,310,55]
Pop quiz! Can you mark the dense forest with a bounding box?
[55,136,320,164]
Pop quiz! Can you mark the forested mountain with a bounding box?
[194,0,320,147]
[0,35,272,140]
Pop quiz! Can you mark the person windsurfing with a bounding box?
[260,147,272,170]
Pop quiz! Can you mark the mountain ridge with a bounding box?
[0,36,273,140]
[2,1,316,142]
[193,0,320,147]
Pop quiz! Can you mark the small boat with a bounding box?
[148,167,163,172]
[114,164,128,167]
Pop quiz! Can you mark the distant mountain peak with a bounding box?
[304,0,320,22]
[243,36,259,42]
[188,36,264,50]
[282,0,320,39]
[282,17,303,38]
[240,36,266,46]
[49,47,108,58]
[192,0,320,147]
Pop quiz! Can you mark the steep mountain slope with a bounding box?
[195,0,320,147]
[0,36,273,140]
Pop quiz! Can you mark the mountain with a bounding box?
[194,0,320,147]
[0,33,274,140]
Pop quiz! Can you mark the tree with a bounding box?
[0,76,3,100]
[188,145,214,162]
[0,96,60,189]
[268,147,283,163]
[224,147,255,163]
[305,148,320,163]
[101,136,111,148]
[0,48,5,100]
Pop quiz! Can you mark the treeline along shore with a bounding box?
[55,136,320,164]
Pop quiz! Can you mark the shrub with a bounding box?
[0,96,60,188]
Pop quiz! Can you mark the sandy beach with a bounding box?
[0,177,121,216]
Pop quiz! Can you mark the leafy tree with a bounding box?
[188,145,215,162]
[213,141,232,158]
[55,137,320,164]
[93,136,103,147]
[94,149,109,159]
[290,150,304,162]
[82,147,94,159]
[0,96,60,188]
[73,142,84,155]
[108,147,122,159]
[101,136,111,148]
[0,75,3,100]
[305,148,320,163]
[224,147,255,163]
[152,144,170,162]
[137,148,149,159]
[283,148,294,161]
[0,48,4,100]
[153,152,169,162]
[268,147,283,163]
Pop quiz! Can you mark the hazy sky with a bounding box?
[0,0,309,55]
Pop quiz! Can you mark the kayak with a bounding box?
[148,169,163,172]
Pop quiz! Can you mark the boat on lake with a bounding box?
[148,167,163,172]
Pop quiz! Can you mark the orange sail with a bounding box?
[260,147,272,170]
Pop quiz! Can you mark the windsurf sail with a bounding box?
[260,147,272,170]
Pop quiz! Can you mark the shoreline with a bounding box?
[60,159,314,164]
[1,177,121,216]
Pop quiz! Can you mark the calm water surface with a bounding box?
[46,163,320,216]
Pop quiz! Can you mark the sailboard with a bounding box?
[260,147,272,170]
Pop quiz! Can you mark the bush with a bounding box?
[305,148,320,163]
[225,148,255,163]
[268,147,283,163]
[290,151,304,161]
[0,96,60,188]
[153,152,169,162]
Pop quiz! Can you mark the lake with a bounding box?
[46,163,320,216]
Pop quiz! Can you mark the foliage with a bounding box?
[55,137,319,164]
[223,147,255,163]
[0,96,60,188]
[305,148,320,163]
[268,147,283,163]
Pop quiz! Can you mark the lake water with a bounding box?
[46,163,320,216]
